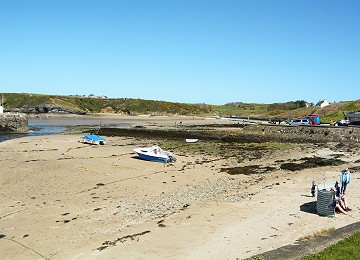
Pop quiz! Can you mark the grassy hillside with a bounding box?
[1,93,359,122]
[0,93,213,115]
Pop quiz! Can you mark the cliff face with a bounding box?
[0,113,28,133]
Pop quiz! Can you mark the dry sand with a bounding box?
[1,117,359,259]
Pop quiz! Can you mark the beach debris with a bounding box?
[56,217,77,224]
[157,220,166,228]
[96,230,151,251]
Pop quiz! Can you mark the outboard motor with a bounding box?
[167,153,176,162]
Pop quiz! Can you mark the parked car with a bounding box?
[288,119,310,125]
[349,120,360,125]
[334,120,350,126]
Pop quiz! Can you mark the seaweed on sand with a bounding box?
[280,156,345,171]
[220,165,276,175]
[96,231,151,251]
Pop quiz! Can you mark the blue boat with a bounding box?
[133,146,176,163]
[82,134,106,145]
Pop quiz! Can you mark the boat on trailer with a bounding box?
[133,146,176,163]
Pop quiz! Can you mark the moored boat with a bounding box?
[133,146,176,163]
[82,134,106,145]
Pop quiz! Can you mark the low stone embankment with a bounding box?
[98,124,360,144]
[0,113,28,133]
[241,124,360,144]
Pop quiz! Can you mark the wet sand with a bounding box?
[1,115,359,259]
[28,114,216,127]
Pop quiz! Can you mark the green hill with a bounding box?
[1,93,359,123]
[1,93,213,116]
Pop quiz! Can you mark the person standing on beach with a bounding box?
[340,168,351,195]
[311,180,316,197]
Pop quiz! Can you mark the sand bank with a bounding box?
[0,126,359,259]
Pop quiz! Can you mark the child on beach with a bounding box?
[311,180,316,197]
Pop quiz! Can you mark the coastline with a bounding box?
[1,116,359,259]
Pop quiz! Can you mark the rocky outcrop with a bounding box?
[8,105,86,115]
[0,113,28,133]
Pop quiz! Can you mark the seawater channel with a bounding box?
[0,125,67,143]
[0,116,133,143]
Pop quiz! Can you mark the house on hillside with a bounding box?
[345,111,360,121]
[316,99,330,108]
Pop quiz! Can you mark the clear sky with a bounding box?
[1,0,359,105]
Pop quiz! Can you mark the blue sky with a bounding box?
[1,0,359,105]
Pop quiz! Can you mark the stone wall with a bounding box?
[0,113,28,133]
[99,124,360,145]
[243,124,360,144]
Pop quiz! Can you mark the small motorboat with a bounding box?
[133,146,176,163]
[82,134,106,145]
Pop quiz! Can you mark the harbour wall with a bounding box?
[99,124,360,145]
[239,124,360,144]
[0,113,28,133]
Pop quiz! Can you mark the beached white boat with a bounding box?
[185,139,198,143]
[133,146,176,163]
[82,134,106,145]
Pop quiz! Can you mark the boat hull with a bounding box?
[136,152,169,163]
[83,139,106,145]
[82,134,106,145]
[133,146,176,163]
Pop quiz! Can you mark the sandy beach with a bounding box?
[1,116,359,259]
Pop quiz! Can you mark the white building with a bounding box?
[315,99,330,108]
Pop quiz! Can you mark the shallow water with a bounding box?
[28,116,133,127]
[0,115,132,143]
[0,133,26,142]
[0,125,67,143]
